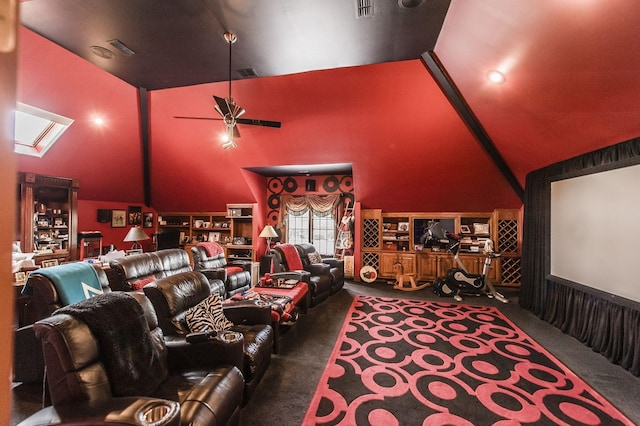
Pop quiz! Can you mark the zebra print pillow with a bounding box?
[184,293,234,333]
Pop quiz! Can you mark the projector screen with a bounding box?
[550,163,640,302]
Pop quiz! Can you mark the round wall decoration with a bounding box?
[360,265,378,283]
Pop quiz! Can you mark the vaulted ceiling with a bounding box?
[15,0,640,214]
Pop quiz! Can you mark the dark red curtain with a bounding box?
[520,136,640,376]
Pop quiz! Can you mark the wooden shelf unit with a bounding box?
[157,204,256,264]
[360,209,521,286]
[18,173,79,263]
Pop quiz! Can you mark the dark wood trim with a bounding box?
[421,51,524,202]
[138,87,151,207]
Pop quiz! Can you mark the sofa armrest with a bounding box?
[322,257,344,269]
[227,260,252,272]
[306,262,331,276]
[198,267,226,282]
[164,333,244,373]
[17,397,180,426]
[270,271,311,283]
[223,300,272,325]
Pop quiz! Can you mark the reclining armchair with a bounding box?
[271,243,332,307]
[296,243,344,294]
[15,262,112,384]
[191,242,252,298]
[143,271,274,400]
[20,292,244,426]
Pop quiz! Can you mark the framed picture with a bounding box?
[128,206,142,225]
[228,208,242,217]
[111,209,126,228]
[473,223,490,235]
[41,259,59,268]
[14,271,27,284]
[460,225,471,234]
[143,212,154,228]
[398,222,409,232]
[233,237,246,245]
[209,232,221,242]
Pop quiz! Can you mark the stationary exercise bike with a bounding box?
[430,223,508,303]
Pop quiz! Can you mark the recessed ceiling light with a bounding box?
[487,70,506,84]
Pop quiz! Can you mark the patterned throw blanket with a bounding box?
[56,292,167,397]
[278,244,304,271]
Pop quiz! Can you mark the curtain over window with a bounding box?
[279,194,341,255]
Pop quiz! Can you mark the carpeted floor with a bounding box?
[303,296,633,425]
[12,281,640,425]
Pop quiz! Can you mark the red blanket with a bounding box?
[198,242,224,257]
[279,244,304,271]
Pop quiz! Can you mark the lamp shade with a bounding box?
[124,226,150,243]
[259,225,278,238]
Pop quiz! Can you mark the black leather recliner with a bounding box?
[143,271,274,400]
[271,244,332,307]
[296,242,345,294]
[20,291,245,426]
[108,248,194,292]
[14,263,113,384]
[191,243,252,298]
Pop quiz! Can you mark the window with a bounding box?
[286,205,336,256]
[14,103,73,157]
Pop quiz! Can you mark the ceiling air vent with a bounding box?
[236,68,259,78]
[356,0,374,18]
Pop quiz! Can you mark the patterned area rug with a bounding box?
[303,296,633,425]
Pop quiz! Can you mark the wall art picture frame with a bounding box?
[128,206,142,225]
[143,212,154,228]
[111,209,126,228]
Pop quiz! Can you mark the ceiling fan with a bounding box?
[174,32,281,149]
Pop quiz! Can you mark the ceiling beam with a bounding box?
[421,51,524,202]
[138,87,151,207]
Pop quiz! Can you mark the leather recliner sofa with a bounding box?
[143,271,274,400]
[108,248,198,292]
[19,291,245,426]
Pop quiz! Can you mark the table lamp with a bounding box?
[124,226,150,250]
[259,225,278,255]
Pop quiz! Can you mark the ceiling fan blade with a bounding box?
[232,124,241,139]
[174,116,223,121]
[213,95,230,117]
[236,118,282,128]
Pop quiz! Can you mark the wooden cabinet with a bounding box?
[380,253,415,278]
[360,208,521,286]
[18,173,79,263]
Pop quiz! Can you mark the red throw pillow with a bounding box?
[131,275,155,291]
[225,266,244,275]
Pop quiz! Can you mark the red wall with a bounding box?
[77,200,156,252]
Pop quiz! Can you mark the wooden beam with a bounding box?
[138,87,151,207]
[421,51,524,202]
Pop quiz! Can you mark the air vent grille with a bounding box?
[236,68,259,78]
[356,0,374,18]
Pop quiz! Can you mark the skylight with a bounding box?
[14,103,73,157]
